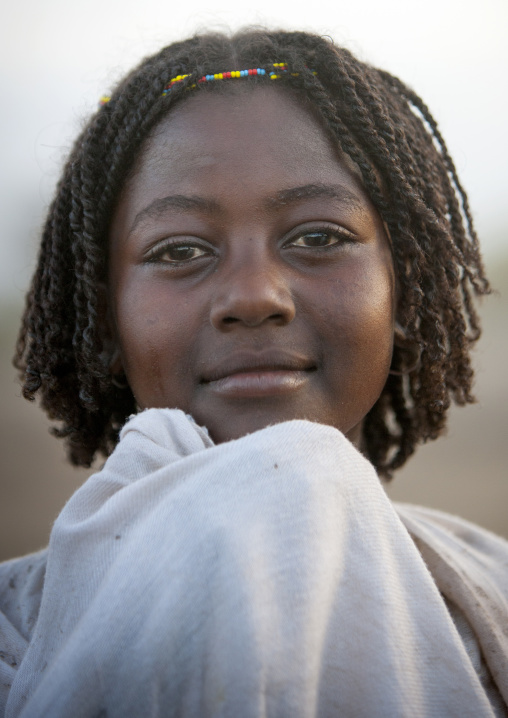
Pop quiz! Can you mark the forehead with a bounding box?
[122,85,369,204]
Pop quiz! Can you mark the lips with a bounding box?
[200,350,316,398]
[201,350,315,382]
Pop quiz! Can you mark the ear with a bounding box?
[96,281,124,376]
[390,323,421,375]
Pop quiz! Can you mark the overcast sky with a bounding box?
[1,0,506,301]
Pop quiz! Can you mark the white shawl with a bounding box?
[1,409,507,717]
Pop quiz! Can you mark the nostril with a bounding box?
[222,312,285,328]
[211,289,296,330]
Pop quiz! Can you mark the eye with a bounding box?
[146,240,210,264]
[287,227,355,250]
[291,232,339,248]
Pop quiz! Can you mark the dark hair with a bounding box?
[14,29,489,475]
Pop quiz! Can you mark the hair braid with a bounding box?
[15,29,490,473]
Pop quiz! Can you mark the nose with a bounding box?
[210,255,296,331]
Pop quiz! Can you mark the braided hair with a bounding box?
[14,29,489,475]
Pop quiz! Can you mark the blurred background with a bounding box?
[1,0,507,561]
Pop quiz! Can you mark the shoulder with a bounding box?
[394,502,508,600]
[0,550,47,712]
[394,503,508,704]
[394,503,508,581]
[0,549,48,643]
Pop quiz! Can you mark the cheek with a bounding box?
[357,276,395,348]
[112,278,198,406]
[357,273,395,367]
[319,260,395,388]
[327,259,394,338]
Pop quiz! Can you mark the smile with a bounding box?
[206,369,310,398]
[201,351,316,398]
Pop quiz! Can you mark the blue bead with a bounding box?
[259,68,265,75]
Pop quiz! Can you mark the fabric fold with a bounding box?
[396,504,508,709]
[2,409,506,717]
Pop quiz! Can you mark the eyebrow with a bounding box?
[265,183,364,211]
[129,194,221,235]
[129,183,364,235]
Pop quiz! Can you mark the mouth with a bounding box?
[200,351,316,399]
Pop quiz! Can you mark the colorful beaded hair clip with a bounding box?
[99,63,313,106]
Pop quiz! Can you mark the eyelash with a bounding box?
[287,228,355,250]
[145,241,210,264]
[145,226,355,265]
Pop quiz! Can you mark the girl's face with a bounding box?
[108,86,395,446]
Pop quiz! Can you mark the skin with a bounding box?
[108,86,396,447]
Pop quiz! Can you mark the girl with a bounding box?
[1,29,507,717]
